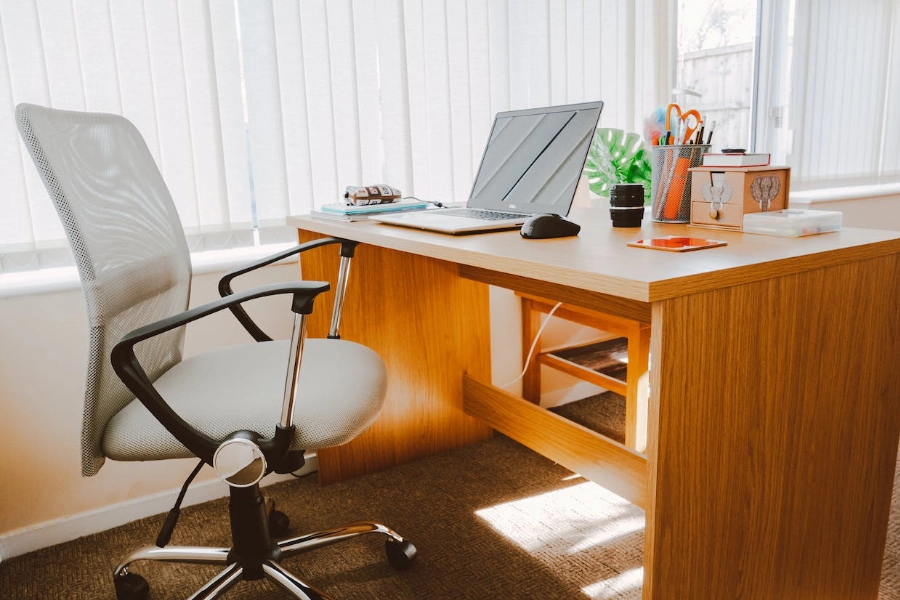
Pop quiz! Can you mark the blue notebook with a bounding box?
[320,199,429,215]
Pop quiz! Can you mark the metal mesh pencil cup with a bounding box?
[650,144,710,223]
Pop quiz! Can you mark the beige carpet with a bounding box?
[0,392,897,599]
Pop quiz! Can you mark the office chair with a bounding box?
[15,103,415,600]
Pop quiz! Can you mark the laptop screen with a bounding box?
[467,101,603,215]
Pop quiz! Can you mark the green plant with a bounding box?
[583,128,653,205]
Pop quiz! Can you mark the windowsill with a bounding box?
[0,242,297,299]
[790,181,900,204]
[189,242,297,275]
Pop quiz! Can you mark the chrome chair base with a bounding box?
[113,521,415,600]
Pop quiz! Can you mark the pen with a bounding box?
[706,120,716,145]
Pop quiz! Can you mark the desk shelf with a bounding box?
[519,293,650,452]
[542,338,630,447]
[542,337,629,396]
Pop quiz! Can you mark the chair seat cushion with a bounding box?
[102,339,387,461]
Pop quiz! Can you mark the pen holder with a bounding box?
[650,144,710,223]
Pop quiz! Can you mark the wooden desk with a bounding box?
[289,209,900,600]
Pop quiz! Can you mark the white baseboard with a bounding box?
[0,455,317,564]
[539,381,606,409]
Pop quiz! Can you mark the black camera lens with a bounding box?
[609,184,645,227]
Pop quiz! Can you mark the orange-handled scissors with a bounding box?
[665,103,702,144]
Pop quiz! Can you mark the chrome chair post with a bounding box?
[281,313,309,428]
[328,255,353,338]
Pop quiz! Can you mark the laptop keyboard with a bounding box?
[440,208,525,221]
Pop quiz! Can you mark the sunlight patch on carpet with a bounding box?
[582,567,643,599]
[475,481,645,598]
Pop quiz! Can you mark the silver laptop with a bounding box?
[370,101,603,234]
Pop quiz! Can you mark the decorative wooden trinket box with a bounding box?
[688,166,790,230]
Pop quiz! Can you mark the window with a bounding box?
[1,0,667,274]
[675,0,900,188]
[676,0,758,152]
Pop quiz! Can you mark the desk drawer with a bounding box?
[691,200,745,229]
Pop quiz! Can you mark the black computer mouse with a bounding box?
[520,214,581,239]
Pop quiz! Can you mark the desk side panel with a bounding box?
[644,253,900,600]
[298,231,493,484]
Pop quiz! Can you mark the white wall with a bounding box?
[0,263,297,556]
[489,286,608,407]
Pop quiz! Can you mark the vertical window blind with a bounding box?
[244,0,667,217]
[788,0,900,183]
[0,0,254,271]
[0,0,667,273]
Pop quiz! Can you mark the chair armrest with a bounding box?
[218,238,359,342]
[110,281,329,465]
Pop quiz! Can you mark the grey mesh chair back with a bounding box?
[16,104,192,476]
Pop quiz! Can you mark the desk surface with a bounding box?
[290,208,900,303]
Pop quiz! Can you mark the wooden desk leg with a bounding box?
[297,231,493,484]
[643,255,900,599]
[624,325,650,453]
[521,297,542,404]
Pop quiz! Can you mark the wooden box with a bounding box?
[689,166,790,230]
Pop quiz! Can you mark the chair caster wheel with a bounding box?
[385,539,417,570]
[269,509,290,536]
[114,572,149,600]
